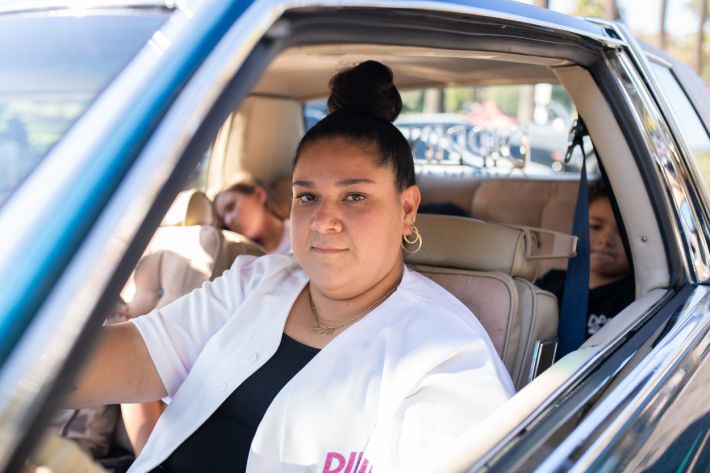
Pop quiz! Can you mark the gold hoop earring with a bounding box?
[402,224,422,253]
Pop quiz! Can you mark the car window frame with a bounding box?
[0,1,272,469]
[0,2,698,470]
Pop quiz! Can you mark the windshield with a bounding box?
[0,9,168,206]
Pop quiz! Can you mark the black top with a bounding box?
[536,270,635,339]
[156,333,320,473]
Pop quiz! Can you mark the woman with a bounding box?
[214,172,291,254]
[69,61,513,472]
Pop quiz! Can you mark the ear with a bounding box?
[254,186,268,205]
[400,184,421,235]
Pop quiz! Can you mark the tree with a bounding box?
[659,0,669,49]
[572,0,619,20]
[603,0,620,20]
[695,0,708,74]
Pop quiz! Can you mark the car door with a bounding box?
[1,2,708,472]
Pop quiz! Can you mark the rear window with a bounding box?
[305,83,587,177]
[0,10,168,206]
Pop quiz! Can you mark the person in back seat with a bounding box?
[214,172,291,254]
[537,181,634,339]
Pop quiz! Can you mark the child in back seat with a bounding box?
[536,181,634,340]
[214,171,291,255]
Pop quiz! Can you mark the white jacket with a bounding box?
[128,255,514,472]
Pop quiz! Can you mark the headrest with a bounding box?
[406,214,576,280]
[161,189,215,227]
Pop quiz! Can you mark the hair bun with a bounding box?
[327,60,402,122]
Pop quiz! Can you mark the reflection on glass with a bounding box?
[0,12,168,207]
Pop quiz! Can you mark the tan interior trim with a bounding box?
[554,65,669,294]
[254,44,571,100]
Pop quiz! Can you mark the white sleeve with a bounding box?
[130,255,262,396]
[370,339,513,472]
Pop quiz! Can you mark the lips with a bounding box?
[311,244,348,254]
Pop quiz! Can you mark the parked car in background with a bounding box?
[1,1,709,471]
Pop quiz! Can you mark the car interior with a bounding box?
[25,8,681,471]
[92,39,673,465]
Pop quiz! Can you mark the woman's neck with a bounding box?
[309,260,403,326]
[258,213,285,253]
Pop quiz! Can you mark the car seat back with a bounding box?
[405,214,574,389]
[120,189,264,317]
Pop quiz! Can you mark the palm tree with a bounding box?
[659,0,669,49]
[572,0,619,20]
[604,0,620,20]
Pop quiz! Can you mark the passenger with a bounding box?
[537,181,635,339]
[68,60,513,473]
[214,172,291,254]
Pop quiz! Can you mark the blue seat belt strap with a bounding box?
[557,118,590,359]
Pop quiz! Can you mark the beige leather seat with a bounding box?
[121,188,264,318]
[405,214,574,389]
[417,176,579,277]
[470,179,578,276]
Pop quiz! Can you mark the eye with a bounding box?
[345,193,366,202]
[295,192,317,203]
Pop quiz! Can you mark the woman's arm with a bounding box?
[121,400,165,455]
[65,323,166,408]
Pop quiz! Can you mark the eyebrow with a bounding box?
[292,178,376,188]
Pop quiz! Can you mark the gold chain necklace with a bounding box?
[309,285,396,335]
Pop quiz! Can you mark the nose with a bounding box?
[310,201,342,233]
[595,227,614,247]
[224,212,237,229]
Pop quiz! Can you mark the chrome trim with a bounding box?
[537,286,710,472]
[466,291,672,471]
[527,338,558,383]
[644,51,673,69]
[595,20,710,282]
[613,55,710,280]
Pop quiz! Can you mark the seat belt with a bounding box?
[557,117,591,359]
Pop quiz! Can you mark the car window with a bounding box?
[0,11,168,207]
[649,62,710,190]
[305,83,589,177]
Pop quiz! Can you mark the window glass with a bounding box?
[650,63,710,189]
[0,11,168,206]
[305,83,589,177]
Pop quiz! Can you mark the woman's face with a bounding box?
[589,196,630,280]
[214,189,266,239]
[291,137,420,299]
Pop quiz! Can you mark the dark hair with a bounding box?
[294,60,415,192]
[588,179,609,205]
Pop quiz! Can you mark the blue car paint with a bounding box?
[0,1,256,363]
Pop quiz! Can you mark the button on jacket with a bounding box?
[128,255,514,472]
